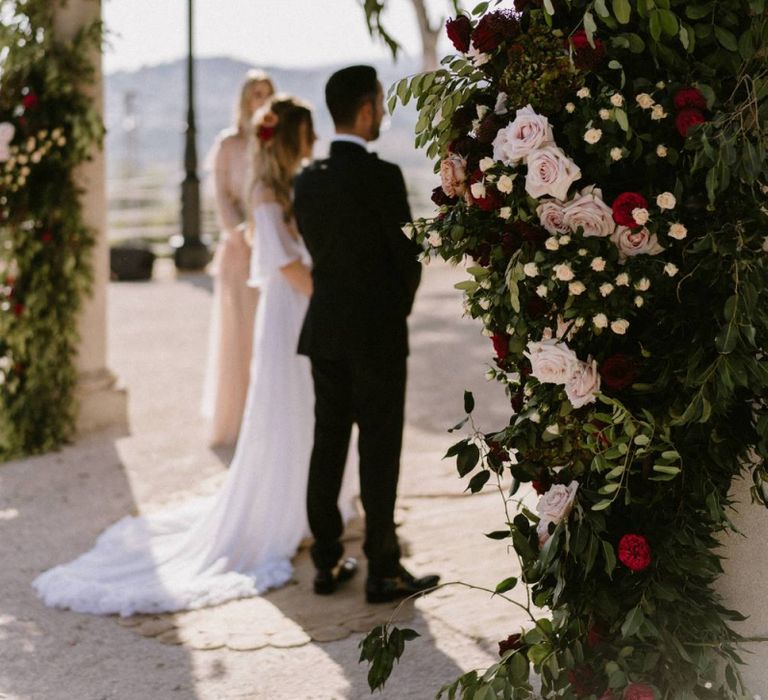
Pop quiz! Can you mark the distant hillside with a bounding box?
[105,56,438,215]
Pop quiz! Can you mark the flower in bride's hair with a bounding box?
[256,110,279,142]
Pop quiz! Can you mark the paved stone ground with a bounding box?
[0,259,541,700]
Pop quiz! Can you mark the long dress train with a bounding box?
[33,202,355,616]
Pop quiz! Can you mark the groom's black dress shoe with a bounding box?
[365,566,440,604]
[313,557,358,595]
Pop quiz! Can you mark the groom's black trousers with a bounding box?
[307,355,406,578]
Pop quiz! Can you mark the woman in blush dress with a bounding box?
[201,70,275,447]
[33,96,357,616]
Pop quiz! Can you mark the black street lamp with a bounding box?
[174,0,209,270]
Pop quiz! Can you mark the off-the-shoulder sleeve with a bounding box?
[248,202,300,287]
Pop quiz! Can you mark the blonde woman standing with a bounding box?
[202,70,274,446]
[34,96,357,614]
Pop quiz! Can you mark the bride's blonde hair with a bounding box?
[248,95,313,222]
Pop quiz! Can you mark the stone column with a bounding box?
[53,0,128,432]
[717,475,768,692]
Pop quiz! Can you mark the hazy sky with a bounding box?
[102,0,516,74]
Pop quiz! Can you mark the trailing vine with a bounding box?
[0,1,103,459]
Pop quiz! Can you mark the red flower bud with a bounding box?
[618,534,652,572]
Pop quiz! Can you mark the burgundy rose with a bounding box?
[531,479,547,495]
[510,391,524,414]
[476,114,503,145]
[448,135,476,156]
[431,186,456,207]
[21,92,39,110]
[675,108,706,137]
[498,632,522,656]
[492,332,510,360]
[568,666,600,697]
[469,242,492,267]
[611,192,649,227]
[600,354,636,391]
[451,104,476,131]
[599,693,617,700]
[623,684,655,700]
[472,10,519,53]
[587,621,609,648]
[673,87,706,111]
[511,220,548,248]
[446,15,472,53]
[618,534,652,572]
[474,187,504,211]
[569,30,606,70]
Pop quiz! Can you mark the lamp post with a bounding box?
[173,0,209,270]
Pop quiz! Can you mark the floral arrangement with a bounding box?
[361,0,768,696]
[0,2,103,459]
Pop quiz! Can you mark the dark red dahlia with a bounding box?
[451,104,476,131]
[475,114,503,145]
[472,10,520,53]
[600,354,636,390]
[491,332,510,360]
[611,192,649,227]
[673,87,706,111]
[569,30,606,70]
[431,186,456,207]
[675,108,707,137]
[498,632,522,656]
[446,15,472,53]
[618,534,652,572]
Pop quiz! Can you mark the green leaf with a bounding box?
[543,0,555,15]
[457,443,480,477]
[464,390,475,414]
[467,469,491,493]
[603,540,617,575]
[658,9,679,36]
[510,652,528,683]
[592,499,612,511]
[714,25,739,51]
[485,530,511,540]
[583,11,598,43]
[685,2,714,19]
[595,0,610,17]
[612,0,632,23]
[621,606,646,638]
[495,577,518,593]
[614,107,629,131]
[649,10,662,41]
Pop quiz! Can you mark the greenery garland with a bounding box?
[362,0,768,697]
[0,1,103,460]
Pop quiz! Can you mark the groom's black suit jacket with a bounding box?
[294,141,421,361]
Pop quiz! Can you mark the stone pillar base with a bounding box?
[75,368,128,434]
[718,476,768,692]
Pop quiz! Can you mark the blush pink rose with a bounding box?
[536,199,569,235]
[525,145,581,201]
[565,358,601,408]
[440,153,468,198]
[536,481,579,545]
[563,185,616,238]
[610,226,664,261]
[492,104,554,165]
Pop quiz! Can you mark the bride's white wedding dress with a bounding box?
[33,202,356,616]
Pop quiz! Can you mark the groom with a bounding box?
[294,65,439,603]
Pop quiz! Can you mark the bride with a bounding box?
[33,96,356,616]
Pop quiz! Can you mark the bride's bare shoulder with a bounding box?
[250,184,278,208]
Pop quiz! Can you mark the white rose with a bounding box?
[656,81,666,89]
[593,313,609,329]
[536,284,549,298]
[0,122,15,163]
[599,283,614,297]
[563,185,615,238]
[610,93,624,107]
[498,207,512,220]
[530,411,541,423]
[656,144,668,158]
[525,145,582,201]
[569,280,586,295]
[599,109,611,120]
[479,156,495,172]
[553,263,575,281]
[492,104,554,165]
[537,199,569,235]
[545,237,560,251]
[611,226,664,261]
[494,92,509,115]
[668,223,687,240]
[476,105,490,120]
[635,277,651,291]
[615,272,630,286]
[565,359,601,408]
[536,481,579,545]
[632,207,650,225]
[584,128,603,144]
[468,45,490,66]
[497,174,515,193]
[559,234,571,245]
[470,180,487,199]
[523,262,539,277]
[578,248,588,256]
[427,231,442,247]
[591,257,606,272]
[524,339,580,385]
[636,93,655,109]
[635,295,644,307]
[565,102,576,114]
[664,262,679,277]
[656,192,676,210]
[577,87,591,99]
[651,104,667,121]
[611,318,630,334]
[610,147,623,161]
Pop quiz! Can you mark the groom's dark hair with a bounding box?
[325,65,379,128]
